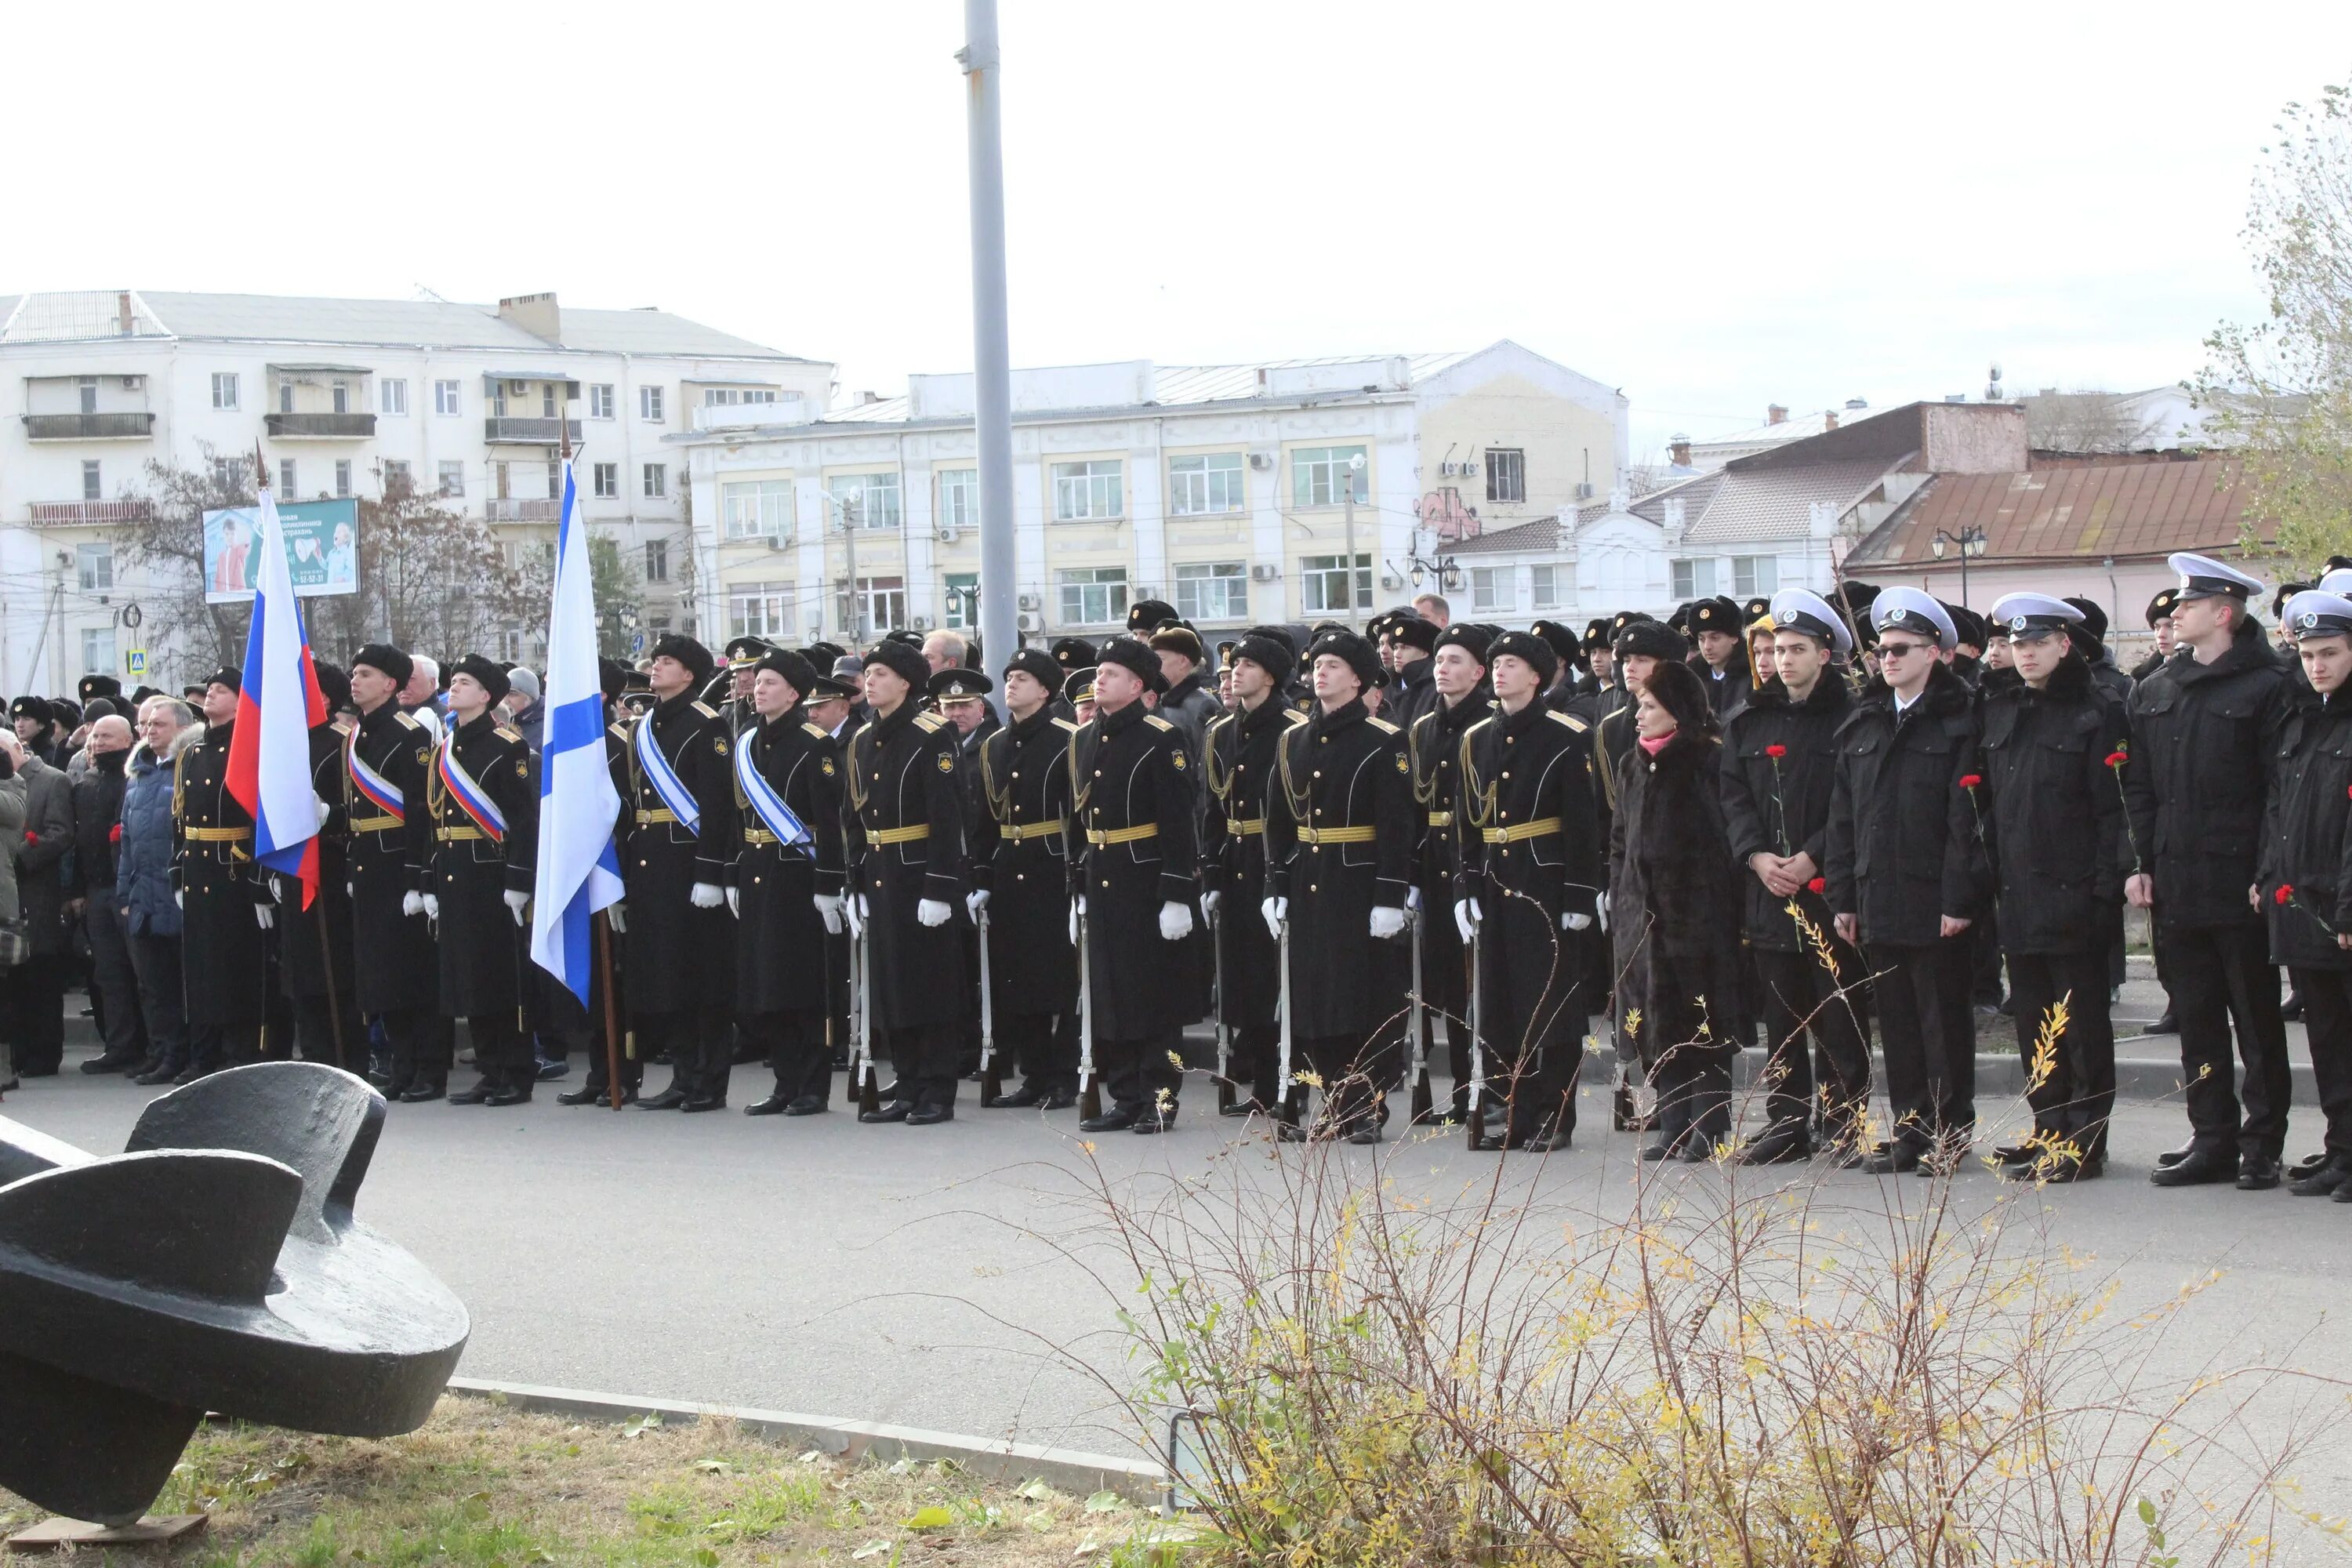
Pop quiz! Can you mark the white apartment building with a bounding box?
[0,289,830,693]
[671,340,1628,650]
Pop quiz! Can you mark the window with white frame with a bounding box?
[723,480,793,541]
[76,542,112,593]
[488,383,508,419]
[827,472,901,531]
[81,460,101,501]
[1058,567,1129,626]
[1470,567,1513,615]
[857,575,906,633]
[434,379,461,416]
[78,378,96,414]
[728,581,796,641]
[1290,445,1369,508]
[1051,459,1123,521]
[278,382,295,414]
[334,459,353,499]
[1485,448,1526,505]
[593,463,619,499]
[1174,561,1248,622]
[704,387,779,407]
[1300,553,1372,615]
[1530,564,1564,610]
[1671,558,1718,600]
[438,460,465,499]
[1169,452,1245,515]
[379,378,408,416]
[639,385,665,423]
[937,468,978,534]
[644,539,670,583]
[211,372,239,411]
[332,381,351,415]
[589,383,615,419]
[81,627,115,680]
[545,460,560,500]
[278,459,296,501]
[642,463,666,499]
[211,456,234,488]
[383,459,412,493]
[1733,555,1778,598]
[942,572,979,628]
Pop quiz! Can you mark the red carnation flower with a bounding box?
[1958,774,1983,789]
[1765,744,1788,758]
[2104,750,2129,768]
[109,822,122,844]
[1806,876,1827,894]
[20,830,33,846]
[2276,884,2295,906]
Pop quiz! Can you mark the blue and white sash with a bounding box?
[735,734,811,851]
[634,713,701,835]
[437,735,508,842]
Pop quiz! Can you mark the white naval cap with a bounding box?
[2317,568,2352,597]
[2168,551,2266,603]
[1987,591,2085,641]
[1871,586,1957,652]
[2283,591,2352,640]
[1767,588,1853,654]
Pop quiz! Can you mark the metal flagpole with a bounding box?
[960,0,1018,712]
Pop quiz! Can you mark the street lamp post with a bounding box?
[1342,451,1367,630]
[1931,524,1988,609]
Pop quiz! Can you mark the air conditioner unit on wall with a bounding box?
[937,524,960,543]
[1574,482,1595,500]
[1018,593,1041,611]
[1016,611,1043,633]
[767,533,789,551]
[910,615,931,632]
[1248,452,1274,471]
[1250,564,1280,583]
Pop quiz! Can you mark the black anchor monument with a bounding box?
[0,1062,469,1533]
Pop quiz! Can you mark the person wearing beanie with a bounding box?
[1408,622,1492,1123]
[2136,587,2181,682]
[1149,623,1221,758]
[1201,626,1309,1117]
[66,713,147,1075]
[501,664,545,752]
[1126,598,1181,636]
[1686,596,1751,718]
[170,667,270,1080]
[1595,616,1686,819]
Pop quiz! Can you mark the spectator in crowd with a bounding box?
[503,666,546,751]
[118,696,194,1085]
[67,715,146,1074]
[1412,592,1451,629]
[398,655,445,739]
[5,720,74,1076]
[0,735,24,1088]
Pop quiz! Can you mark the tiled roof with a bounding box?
[818,350,1483,424]
[1846,458,2267,568]
[1449,514,1569,556]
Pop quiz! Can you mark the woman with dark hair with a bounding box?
[1609,659,1744,1159]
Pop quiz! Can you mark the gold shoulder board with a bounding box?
[395,712,423,731]
[495,725,524,743]
[801,722,830,739]
[691,700,719,719]
[1283,708,1309,725]
[1051,717,1082,733]
[913,712,946,732]
[1366,716,1401,735]
[1548,710,1589,733]
[1143,714,1176,731]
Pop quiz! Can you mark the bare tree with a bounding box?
[2021,388,2166,452]
[122,443,261,677]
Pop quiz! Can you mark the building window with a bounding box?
[278,382,295,414]
[1300,553,1372,615]
[723,479,793,541]
[728,582,795,641]
[593,463,619,499]
[590,383,615,420]
[334,459,353,499]
[1051,459,1123,521]
[1530,564,1563,611]
[1174,561,1248,622]
[640,385,665,423]
[331,381,351,415]
[278,459,297,501]
[434,379,461,416]
[379,378,407,416]
[938,468,978,534]
[1169,452,1245,515]
[76,377,96,415]
[76,542,112,593]
[541,385,558,419]
[546,459,561,502]
[1470,567,1514,615]
[1290,445,1369,509]
[642,463,666,499]
[383,459,412,493]
[855,575,907,633]
[1058,567,1129,626]
[644,539,670,583]
[704,387,779,407]
[1733,555,1778,598]
[81,460,101,501]
[1485,448,1525,505]
[1671,558,1718,600]
[827,472,901,531]
[942,572,980,629]
[438,460,465,499]
[82,627,116,680]
[211,372,239,411]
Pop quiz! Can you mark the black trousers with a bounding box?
[125,930,187,1072]
[83,894,147,1063]
[385,1007,456,1088]
[640,1007,735,1102]
[461,1012,534,1088]
[291,993,365,1068]
[2005,948,2117,1159]
[1646,954,1731,1147]
[2290,967,2352,1159]
[744,1011,830,1105]
[1870,935,1976,1148]
[1297,1030,1393,1131]
[4,962,65,1074]
[1099,1027,1182,1116]
[2158,920,2290,1159]
[883,1020,959,1109]
[1754,942,1872,1145]
[997,1011,1076,1094]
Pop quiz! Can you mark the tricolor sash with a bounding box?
[346,723,405,820]
[437,736,507,843]
[735,731,811,851]
[633,713,701,835]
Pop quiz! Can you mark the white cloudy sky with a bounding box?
[11,1,2348,458]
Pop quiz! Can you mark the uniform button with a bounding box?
[1309,884,1317,892]
[1501,771,1510,780]
[1102,879,1111,888]
[753,877,760,885]
[1015,873,1025,881]
[640,859,648,867]
[1095,770,1103,777]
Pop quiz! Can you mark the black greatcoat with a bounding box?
[844,702,968,1030]
[2257,679,2352,972]
[1978,654,2129,955]
[1069,702,1203,1040]
[342,701,438,1015]
[1267,699,1414,1039]
[1409,689,1490,1015]
[973,708,1080,1016]
[1202,698,1305,1024]
[172,717,269,1028]
[727,711,845,1017]
[2124,617,2288,931]
[1824,660,1987,947]
[425,714,539,1017]
[613,694,739,1015]
[274,719,357,1002]
[1609,730,1744,1069]
[1720,675,1852,952]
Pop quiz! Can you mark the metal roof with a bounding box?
[0,290,169,343]
[1847,457,2267,568]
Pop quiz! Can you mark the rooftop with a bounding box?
[1846,456,2269,568]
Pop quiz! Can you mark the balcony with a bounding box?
[265,412,376,440]
[484,417,583,445]
[692,397,802,433]
[486,499,561,523]
[22,412,155,441]
[28,499,153,526]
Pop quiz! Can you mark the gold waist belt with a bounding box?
[636,808,679,825]
[743,827,787,847]
[1000,818,1065,841]
[350,814,403,833]
[869,823,931,845]
[1298,825,1376,845]
[183,826,252,843]
[1425,811,1454,828]
[1483,817,1560,844]
[436,826,485,842]
[1228,817,1265,836]
[1086,823,1159,847]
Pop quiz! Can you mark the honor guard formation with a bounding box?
[16,553,2352,1189]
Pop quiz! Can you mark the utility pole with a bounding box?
[833,492,863,643]
[1341,452,1366,630]
[960,0,1017,718]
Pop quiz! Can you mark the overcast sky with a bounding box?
[12,2,2348,459]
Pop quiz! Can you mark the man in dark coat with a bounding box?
[1720,589,1870,1163]
[1453,630,1601,1152]
[1979,595,2131,1181]
[971,647,1080,1108]
[1148,625,1221,760]
[2127,554,2293,1189]
[1824,590,1987,1173]
[1688,596,1751,718]
[729,649,847,1116]
[272,661,361,1069]
[1201,629,1305,1115]
[1264,629,1413,1139]
[612,633,740,1113]
[67,714,146,1074]
[844,637,969,1124]
[5,731,74,1074]
[341,644,452,1100]
[1382,617,1439,733]
[933,667,1000,1078]
[1597,616,1686,1094]
[1407,624,1490,1122]
[174,671,272,1076]
[424,657,540,1105]
[1070,635,1203,1133]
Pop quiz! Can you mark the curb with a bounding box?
[442,1377,1167,1503]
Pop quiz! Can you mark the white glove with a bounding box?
[1597,890,1610,935]
[254,903,275,930]
[346,881,356,899]
[1069,895,1087,946]
[847,893,867,938]
[270,875,285,904]
[1406,886,1423,913]
[690,881,725,909]
[1160,900,1195,941]
[1370,905,1406,941]
[506,889,531,926]
[1563,910,1592,932]
[313,796,332,828]
[1454,897,1482,946]
[967,887,991,920]
[1261,896,1287,940]
[422,893,441,920]
[724,886,741,918]
[606,902,627,935]
[815,893,844,934]
[403,889,424,918]
[1200,888,1222,922]
[918,898,952,927]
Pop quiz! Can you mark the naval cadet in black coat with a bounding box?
[341,644,453,1099]
[175,670,272,1073]
[1407,623,1491,1122]
[1202,627,1306,1114]
[272,660,361,1068]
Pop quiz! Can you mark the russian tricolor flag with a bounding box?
[223,487,329,909]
